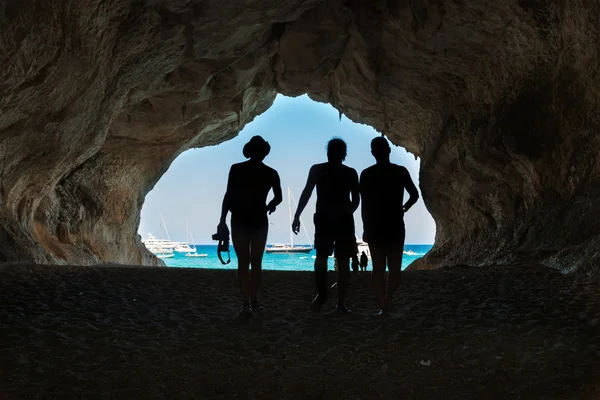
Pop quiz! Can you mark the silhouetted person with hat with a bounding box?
[218,135,282,316]
[292,138,359,313]
[360,137,419,316]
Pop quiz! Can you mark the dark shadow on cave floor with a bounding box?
[1,265,600,399]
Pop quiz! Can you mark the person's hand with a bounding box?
[217,221,229,235]
[267,203,277,215]
[292,217,301,235]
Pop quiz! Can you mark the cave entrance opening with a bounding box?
[139,94,436,269]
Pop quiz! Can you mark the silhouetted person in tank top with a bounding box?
[292,138,359,313]
[360,137,419,316]
[218,136,282,316]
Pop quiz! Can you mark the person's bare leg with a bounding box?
[249,225,268,309]
[385,242,403,312]
[232,226,251,314]
[312,255,328,311]
[369,243,387,312]
[336,257,350,309]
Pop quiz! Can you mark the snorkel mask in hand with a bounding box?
[212,223,231,265]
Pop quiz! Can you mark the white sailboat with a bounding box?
[265,187,313,254]
[175,221,196,253]
[174,243,195,252]
[184,222,208,257]
[142,214,177,256]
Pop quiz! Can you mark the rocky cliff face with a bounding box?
[1,0,599,272]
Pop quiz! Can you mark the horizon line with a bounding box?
[186,243,435,246]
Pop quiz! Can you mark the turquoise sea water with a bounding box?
[161,244,432,271]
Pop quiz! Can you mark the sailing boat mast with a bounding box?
[289,189,313,248]
[264,187,312,254]
[188,223,197,251]
[185,220,188,243]
[287,187,294,249]
[160,213,171,241]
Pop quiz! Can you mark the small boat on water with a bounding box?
[182,222,206,257]
[186,253,208,257]
[143,215,177,257]
[266,243,312,253]
[156,253,174,259]
[266,187,313,254]
[174,243,196,253]
[175,221,197,253]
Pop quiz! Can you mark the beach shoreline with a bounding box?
[2,264,600,399]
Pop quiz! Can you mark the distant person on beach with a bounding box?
[360,251,368,272]
[292,138,359,313]
[360,137,419,316]
[218,136,282,316]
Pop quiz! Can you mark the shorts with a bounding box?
[314,213,355,259]
[364,223,405,250]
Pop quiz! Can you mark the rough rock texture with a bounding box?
[1,0,599,271]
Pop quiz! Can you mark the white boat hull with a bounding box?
[265,246,312,254]
[175,246,196,253]
[156,253,174,259]
[186,253,207,257]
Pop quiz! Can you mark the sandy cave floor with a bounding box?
[2,264,600,399]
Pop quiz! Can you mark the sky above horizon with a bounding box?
[139,95,436,244]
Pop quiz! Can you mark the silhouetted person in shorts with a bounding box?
[218,136,282,316]
[292,138,359,313]
[360,137,419,316]
[360,251,368,272]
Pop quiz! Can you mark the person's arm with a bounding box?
[349,169,360,214]
[292,166,318,234]
[267,171,283,214]
[402,168,420,213]
[359,170,369,226]
[219,167,234,225]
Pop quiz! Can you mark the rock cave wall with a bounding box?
[1,0,599,272]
